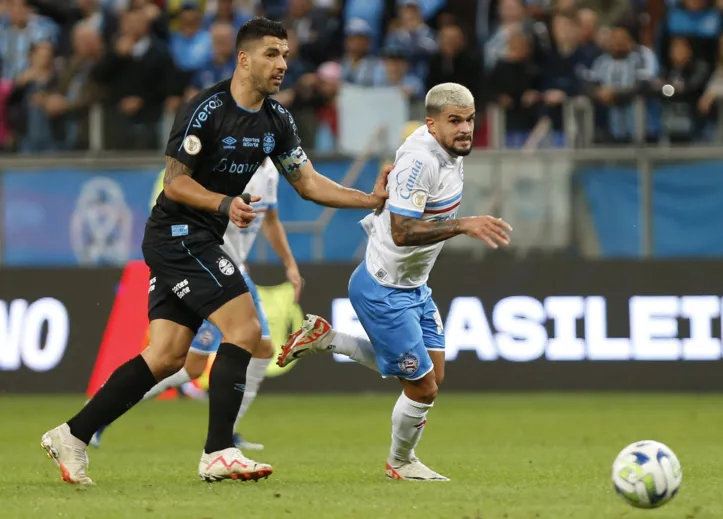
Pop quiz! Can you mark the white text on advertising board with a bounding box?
[0,298,69,371]
[331,295,723,361]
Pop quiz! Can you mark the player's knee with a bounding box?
[223,317,262,349]
[255,338,275,359]
[435,370,445,387]
[184,354,208,379]
[408,374,438,404]
[144,347,187,378]
[418,381,438,403]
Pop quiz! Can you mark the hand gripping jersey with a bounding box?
[360,125,464,289]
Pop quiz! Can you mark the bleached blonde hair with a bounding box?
[425,83,475,116]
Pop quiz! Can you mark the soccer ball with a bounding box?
[612,440,682,509]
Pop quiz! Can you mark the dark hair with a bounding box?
[235,17,288,51]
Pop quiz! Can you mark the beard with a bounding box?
[252,75,280,97]
[446,137,473,156]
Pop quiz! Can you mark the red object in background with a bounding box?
[86,260,176,399]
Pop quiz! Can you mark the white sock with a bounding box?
[142,368,192,401]
[233,357,272,430]
[390,392,433,464]
[329,330,379,372]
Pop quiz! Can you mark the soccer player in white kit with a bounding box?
[91,158,302,450]
[277,83,512,481]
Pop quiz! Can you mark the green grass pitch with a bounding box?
[2,393,722,518]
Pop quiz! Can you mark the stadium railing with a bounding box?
[3,91,723,264]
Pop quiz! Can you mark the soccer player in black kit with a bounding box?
[41,18,390,485]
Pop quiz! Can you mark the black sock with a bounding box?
[204,343,252,454]
[67,355,157,444]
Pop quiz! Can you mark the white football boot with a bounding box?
[276,314,333,367]
[386,457,450,481]
[198,447,273,482]
[40,423,93,485]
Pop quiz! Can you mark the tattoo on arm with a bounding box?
[164,157,192,185]
[391,213,462,246]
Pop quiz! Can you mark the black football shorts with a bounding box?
[142,233,248,333]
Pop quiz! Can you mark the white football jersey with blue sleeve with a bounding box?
[221,158,279,272]
[360,125,464,288]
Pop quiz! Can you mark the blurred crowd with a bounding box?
[0,0,722,153]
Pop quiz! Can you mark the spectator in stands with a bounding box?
[541,12,588,130]
[585,24,658,142]
[260,0,289,20]
[384,0,437,83]
[169,4,212,88]
[166,0,207,30]
[698,35,723,116]
[284,0,340,66]
[656,37,709,141]
[658,0,720,71]
[92,7,174,150]
[7,41,59,152]
[28,0,120,54]
[203,0,253,30]
[0,0,57,81]
[485,0,549,71]
[27,0,118,57]
[130,0,170,41]
[272,27,313,106]
[489,30,543,144]
[314,60,341,151]
[426,23,482,97]
[0,75,12,151]
[341,18,379,85]
[41,23,106,150]
[187,22,235,97]
[373,43,425,100]
[577,0,633,29]
[575,8,605,59]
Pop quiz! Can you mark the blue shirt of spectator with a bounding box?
[169,5,211,72]
[385,0,437,81]
[0,11,58,81]
[371,44,425,100]
[192,57,235,90]
[342,18,380,86]
[661,0,721,69]
[203,1,253,33]
[345,0,386,51]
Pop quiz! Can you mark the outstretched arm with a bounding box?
[391,213,513,249]
[287,160,390,210]
[390,213,464,246]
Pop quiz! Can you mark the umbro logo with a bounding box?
[222,136,236,149]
